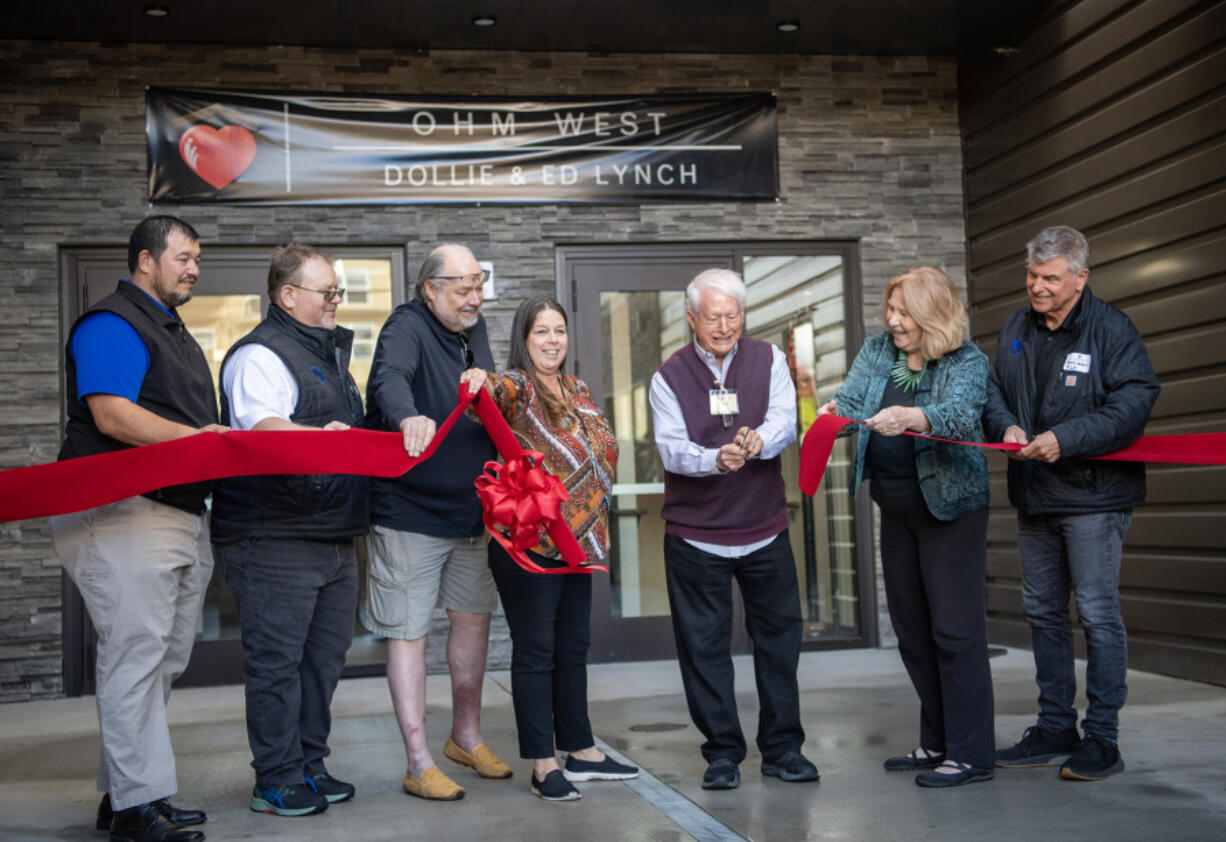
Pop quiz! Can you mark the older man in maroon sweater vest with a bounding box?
[649,268,819,791]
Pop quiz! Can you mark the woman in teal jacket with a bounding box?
[819,266,993,787]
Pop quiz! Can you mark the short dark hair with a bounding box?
[267,242,335,300]
[127,216,199,273]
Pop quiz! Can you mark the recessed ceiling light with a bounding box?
[143,4,170,16]
[776,20,800,32]
[472,15,497,27]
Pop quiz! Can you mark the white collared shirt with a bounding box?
[649,339,797,558]
[222,344,298,431]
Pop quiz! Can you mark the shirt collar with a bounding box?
[692,338,738,379]
[121,278,175,319]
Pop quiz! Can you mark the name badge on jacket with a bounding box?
[1063,352,1091,373]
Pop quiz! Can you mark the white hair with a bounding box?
[686,268,746,313]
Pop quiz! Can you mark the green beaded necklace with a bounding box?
[890,349,923,392]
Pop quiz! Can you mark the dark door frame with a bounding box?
[58,243,406,695]
[556,240,877,663]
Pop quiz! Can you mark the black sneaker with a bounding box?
[995,725,1078,768]
[701,758,740,790]
[531,769,582,801]
[1060,734,1125,781]
[250,783,329,816]
[305,773,356,803]
[563,754,639,781]
[761,750,820,783]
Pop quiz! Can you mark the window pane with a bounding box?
[742,255,859,641]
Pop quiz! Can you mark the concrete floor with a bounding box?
[1,648,1224,841]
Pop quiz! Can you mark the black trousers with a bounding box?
[218,537,358,788]
[876,492,994,768]
[663,531,805,765]
[488,541,595,759]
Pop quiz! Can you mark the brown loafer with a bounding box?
[444,739,513,779]
[403,767,465,800]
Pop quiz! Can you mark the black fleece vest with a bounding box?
[209,305,369,544]
[59,281,219,514]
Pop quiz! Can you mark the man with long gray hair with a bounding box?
[984,225,1159,781]
[649,268,819,791]
[363,244,511,801]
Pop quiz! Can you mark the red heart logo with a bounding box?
[178,125,256,190]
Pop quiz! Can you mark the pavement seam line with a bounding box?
[593,736,749,842]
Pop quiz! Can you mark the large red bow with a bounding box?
[475,450,605,575]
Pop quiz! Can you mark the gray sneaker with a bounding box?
[995,725,1078,768]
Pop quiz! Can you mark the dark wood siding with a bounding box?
[961,0,1226,685]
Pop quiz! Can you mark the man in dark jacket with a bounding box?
[212,243,367,817]
[51,216,225,842]
[363,243,510,801]
[984,225,1160,782]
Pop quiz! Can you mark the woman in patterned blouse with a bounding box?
[460,296,638,801]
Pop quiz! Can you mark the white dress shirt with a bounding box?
[222,344,298,431]
[649,339,798,558]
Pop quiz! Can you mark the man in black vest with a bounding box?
[211,243,368,817]
[649,268,819,791]
[51,216,226,842]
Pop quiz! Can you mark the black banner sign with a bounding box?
[146,87,778,205]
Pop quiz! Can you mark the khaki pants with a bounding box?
[51,495,213,810]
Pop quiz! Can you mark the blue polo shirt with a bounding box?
[71,280,174,403]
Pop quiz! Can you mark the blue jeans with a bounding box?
[218,538,358,787]
[1016,511,1132,742]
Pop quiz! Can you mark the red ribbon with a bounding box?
[475,451,605,575]
[0,387,590,571]
[799,413,1226,496]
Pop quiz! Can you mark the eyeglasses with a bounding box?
[430,272,487,285]
[289,284,345,301]
[459,333,475,368]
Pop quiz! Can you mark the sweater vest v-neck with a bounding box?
[657,339,789,545]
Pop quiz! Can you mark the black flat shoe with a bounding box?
[884,749,946,771]
[98,794,207,831]
[915,760,994,788]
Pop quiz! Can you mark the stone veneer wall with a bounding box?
[0,41,964,699]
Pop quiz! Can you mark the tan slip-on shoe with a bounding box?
[444,738,514,779]
[403,767,466,800]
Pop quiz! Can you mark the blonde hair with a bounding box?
[881,266,967,361]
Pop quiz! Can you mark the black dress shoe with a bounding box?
[109,802,205,842]
[701,758,740,790]
[99,794,207,830]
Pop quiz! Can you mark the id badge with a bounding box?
[709,389,739,416]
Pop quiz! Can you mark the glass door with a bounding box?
[560,244,872,662]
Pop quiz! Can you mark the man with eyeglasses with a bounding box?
[649,268,818,792]
[211,242,368,817]
[363,243,509,802]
